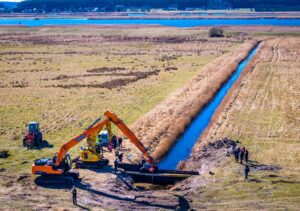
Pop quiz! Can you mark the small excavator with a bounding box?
[32,111,153,184]
[75,118,112,169]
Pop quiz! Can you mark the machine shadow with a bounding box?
[29,140,53,150]
[74,180,177,210]
[34,176,75,189]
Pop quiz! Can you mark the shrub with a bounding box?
[209,27,224,38]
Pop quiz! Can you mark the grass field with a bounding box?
[0,25,250,209]
[185,37,300,210]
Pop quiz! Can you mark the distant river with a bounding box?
[0,18,300,27]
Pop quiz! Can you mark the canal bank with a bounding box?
[158,42,261,170]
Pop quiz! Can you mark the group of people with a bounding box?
[233,146,249,164]
[232,145,250,179]
[108,135,123,152]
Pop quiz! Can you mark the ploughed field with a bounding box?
[0,26,248,209]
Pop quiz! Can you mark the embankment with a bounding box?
[129,39,259,162]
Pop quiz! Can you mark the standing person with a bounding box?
[234,147,240,163]
[108,142,113,152]
[240,147,245,164]
[112,135,117,149]
[71,187,77,206]
[245,149,249,163]
[244,165,250,179]
[118,137,123,149]
[114,158,118,173]
[118,153,123,163]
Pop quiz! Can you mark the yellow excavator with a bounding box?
[32,111,153,184]
[75,118,112,169]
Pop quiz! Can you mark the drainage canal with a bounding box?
[158,44,260,170]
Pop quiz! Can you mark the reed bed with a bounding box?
[130,40,258,161]
[186,41,264,164]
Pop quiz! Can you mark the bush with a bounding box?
[209,27,224,38]
[0,150,9,158]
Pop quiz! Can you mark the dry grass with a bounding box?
[185,37,300,210]
[129,40,258,161]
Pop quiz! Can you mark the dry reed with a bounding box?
[129,40,259,161]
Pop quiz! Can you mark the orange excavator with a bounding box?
[32,111,153,184]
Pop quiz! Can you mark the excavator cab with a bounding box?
[98,130,109,146]
[76,123,112,169]
[60,153,72,172]
[33,153,78,185]
[76,135,109,169]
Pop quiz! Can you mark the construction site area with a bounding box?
[0,23,299,210]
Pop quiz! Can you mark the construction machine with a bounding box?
[32,111,153,184]
[23,122,43,148]
[75,118,112,169]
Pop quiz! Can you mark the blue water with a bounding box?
[0,18,300,27]
[127,13,148,17]
[158,44,259,170]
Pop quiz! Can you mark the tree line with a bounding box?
[16,0,300,12]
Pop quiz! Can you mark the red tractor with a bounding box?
[23,122,43,148]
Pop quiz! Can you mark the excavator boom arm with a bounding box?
[54,111,153,167]
[55,118,110,166]
[104,111,153,164]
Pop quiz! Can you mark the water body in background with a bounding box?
[158,44,259,170]
[127,13,148,17]
[0,18,299,27]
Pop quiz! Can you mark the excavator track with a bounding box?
[35,171,79,186]
[75,159,109,169]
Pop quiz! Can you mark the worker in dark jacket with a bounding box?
[112,135,117,149]
[118,137,123,149]
[114,159,118,173]
[71,187,77,205]
[118,153,123,162]
[240,147,245,164]
[244,165,250,179]
[234,147,240,163]
[245,149,249,163]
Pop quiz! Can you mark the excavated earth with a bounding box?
[67,139,235,210]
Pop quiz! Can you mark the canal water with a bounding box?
[0,18,300,27]
[158,44,259,170]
